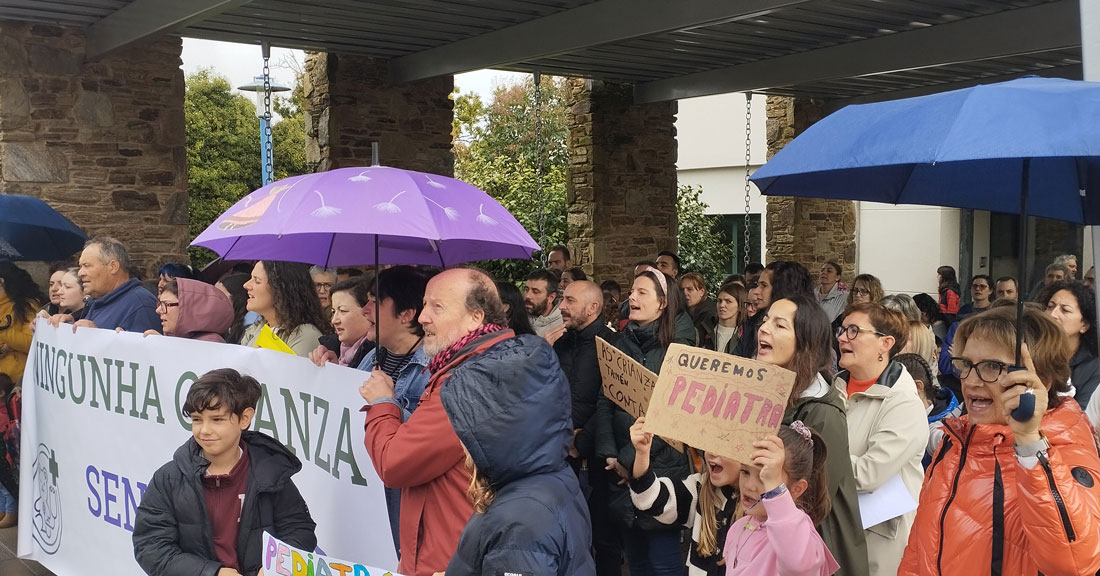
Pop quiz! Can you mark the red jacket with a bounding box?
[364,330,513,576]
[899,401,1100,576]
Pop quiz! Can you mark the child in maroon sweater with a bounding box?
[133,369,316,576]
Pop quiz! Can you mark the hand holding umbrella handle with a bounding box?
[1008,366,1035,422]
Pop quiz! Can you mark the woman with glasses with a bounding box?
[834,302,927,576]
[756,294,870,576]
[147,278,233,343]
[833,274,884,334]
[900,306,1100,575]
[241,261,329,356]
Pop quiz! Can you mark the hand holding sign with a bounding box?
[643,344,795,465]
[629,417,654,479]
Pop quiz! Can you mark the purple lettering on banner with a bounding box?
[102,470,121,527]
[86,466,101,517]
[265,536,278,570]
[682,381,705,414]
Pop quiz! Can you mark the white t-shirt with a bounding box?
[716,324,737,353]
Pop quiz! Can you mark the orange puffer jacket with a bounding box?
[899,401,1100,576]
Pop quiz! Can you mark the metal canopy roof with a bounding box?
[1,0,1084,107]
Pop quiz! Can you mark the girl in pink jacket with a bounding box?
[724,422,840,576]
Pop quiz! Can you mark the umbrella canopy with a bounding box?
[0,194,87,262]
[751,77,1100,224]
[191,166,540,267]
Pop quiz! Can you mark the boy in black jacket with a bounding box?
[133,369,316,576]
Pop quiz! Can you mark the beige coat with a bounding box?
[834,362,928,576]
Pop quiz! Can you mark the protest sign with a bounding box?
[17,321,398,575]
[596,336,657,418]
[262,531,404,576]
[643,344,795,463]
[596,337,682,452]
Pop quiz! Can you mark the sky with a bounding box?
[180,37,527,103]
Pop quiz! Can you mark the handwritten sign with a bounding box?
[596,336,658,419]
[262,531,404,576]
[643,344,796,463]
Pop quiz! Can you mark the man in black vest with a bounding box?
[552,280,622,576]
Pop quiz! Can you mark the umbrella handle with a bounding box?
[1008,366,1035,422]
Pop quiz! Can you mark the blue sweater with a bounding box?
[85,278,161,333]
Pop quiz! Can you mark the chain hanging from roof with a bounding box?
[743,92,754,271]
[262,42,274,186]
[533,71,548,265]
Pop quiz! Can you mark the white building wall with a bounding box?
[856,202,959,296]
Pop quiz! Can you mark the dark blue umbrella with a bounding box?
[0,195,87,262]
[750,77,1100,417]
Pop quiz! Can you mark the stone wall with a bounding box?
[0,22,188,278]
[764,96,857,282]
[303,52,453,176]
[566,79,677,287]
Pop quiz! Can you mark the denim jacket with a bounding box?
[356,345,431,421]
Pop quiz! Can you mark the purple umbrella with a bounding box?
[191,166,540,267]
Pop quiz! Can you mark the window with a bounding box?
[715,214,761,274]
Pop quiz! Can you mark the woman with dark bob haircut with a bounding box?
[1038,280,1099,409]
[901,306,1100,575]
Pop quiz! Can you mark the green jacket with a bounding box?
[784,373,870,576]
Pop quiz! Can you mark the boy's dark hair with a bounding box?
[370,266,428,337]
[527,268,560,296]
[548,245,571,261]
[745,262,765,276]
[182,369,262,418]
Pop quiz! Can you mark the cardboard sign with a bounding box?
[596,336,658,419]
[596,337,683,452]
[643,344,796,464]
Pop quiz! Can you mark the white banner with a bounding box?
[17,320,398,575]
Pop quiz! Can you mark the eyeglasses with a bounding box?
[950,357,1011,383]
[836,324,886,340]
[156,301,180,313]
[852,287,871,296]
[314,282,334,291]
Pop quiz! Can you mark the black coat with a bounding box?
[554,318,620,459]
[441,334,595,576]
[733,310,765,359]
[595,317,694,531]
[133,431,317,576]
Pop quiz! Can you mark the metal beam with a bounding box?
[823,65,1084,113]
[635,0,1081,103]
[85,0,253,60]
[387,0,810,84]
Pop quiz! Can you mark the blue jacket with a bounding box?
[85,278,160,333]
[355,344,430,421]
[441,334,595,576]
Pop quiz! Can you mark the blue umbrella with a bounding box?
[0,195,87,262]
[750,76,1100,418]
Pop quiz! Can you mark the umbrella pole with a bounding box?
[375,235,381,362]
[1016,158,1031,366]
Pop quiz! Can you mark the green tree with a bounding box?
[185,69,309,267]
[185,69,260,266]
[677,184,732,290]
[454,76,570,284]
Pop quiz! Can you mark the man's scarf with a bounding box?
[426,323,507,375]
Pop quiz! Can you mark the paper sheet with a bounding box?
[858,473,918,529]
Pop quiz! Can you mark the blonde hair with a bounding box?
[696,465,723,556]
[902,322,938,375]
[464,454,495,514]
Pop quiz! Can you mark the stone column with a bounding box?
[566,79,677,286]
[303,53,453,176]
[764,96,857,282]
[0,22,188,278]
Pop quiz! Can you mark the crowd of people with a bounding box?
[2,238,1100,575]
